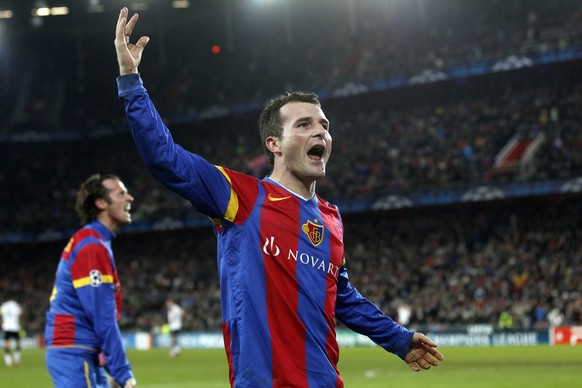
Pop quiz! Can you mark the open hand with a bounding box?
[114,7,149,75]
[404,332,444,371]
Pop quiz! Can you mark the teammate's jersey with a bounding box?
[1,300,22,332]
[44,220,133,385]
[118,74,413,388]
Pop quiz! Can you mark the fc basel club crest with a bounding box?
[302,219,324,246]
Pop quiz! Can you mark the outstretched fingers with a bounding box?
[404,337,444,372]
[115,7,129,44]
[115,8,139,44]
[407,352,439,372]
[408,357,430,371]
[124,12,140,40]
[115,7,149,74]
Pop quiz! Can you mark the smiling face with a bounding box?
[267,101,332,195]
[96,178,134,232]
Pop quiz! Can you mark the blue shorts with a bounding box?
[46,348,109,388]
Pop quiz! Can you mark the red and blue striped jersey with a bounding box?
[44,220,133,385]
[119,74,413,388]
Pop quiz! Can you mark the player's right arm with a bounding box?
[119,73,238,220]
[115,8,235,219]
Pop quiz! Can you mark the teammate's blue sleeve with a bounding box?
[335,265,413,359]
[72,243,134,385]
[117,73,230,218]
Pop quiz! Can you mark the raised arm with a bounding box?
[114,8,235,220]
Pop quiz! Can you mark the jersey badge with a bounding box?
[302,219,324,247]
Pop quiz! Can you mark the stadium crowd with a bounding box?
[0,0,581,337]
[1,195,580,335]
[1,0,582,133]
[1,61,581,237]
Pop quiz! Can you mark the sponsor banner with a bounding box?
[122,329,553,350]
[135,332,153,350]
[121,332,152,350]
[336,330,375,347]
[426,331,548,347]
[21,336,42,350]
[19,328,555,351]
[551,326,582,345]
[2,335,45,350]
[336,329,548,347]
[153,332,224,349]
[370,176,582,212]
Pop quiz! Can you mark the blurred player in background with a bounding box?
[166,299,184,357]
[115,7,443,387]
[1,297,22,367]
[44,174,137,388]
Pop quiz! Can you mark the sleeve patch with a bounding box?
[73,271,114,288]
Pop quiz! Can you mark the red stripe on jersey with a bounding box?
[318,198,345,387]
[222,322,235,387]
[62,229,101,261]
[261,186,308,387]
[52,314,75,346]
[64,228,102,261]
[70,243,113,281]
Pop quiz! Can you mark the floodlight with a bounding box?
[0,10,13,19]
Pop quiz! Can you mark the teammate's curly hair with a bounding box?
[75,174,120,225]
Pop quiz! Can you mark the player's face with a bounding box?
[278,102,332,181]
[101,178,134,230]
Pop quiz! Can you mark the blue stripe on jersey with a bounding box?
[217,183,274,384]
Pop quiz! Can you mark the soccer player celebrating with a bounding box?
[44,174,137,388]
[115,7,443,387]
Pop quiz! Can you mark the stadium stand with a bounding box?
[0,0,580,334]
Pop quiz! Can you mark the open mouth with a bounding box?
[308,145,325,161]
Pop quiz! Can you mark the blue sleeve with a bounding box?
[74,244,133,385]
[335,265,414,359]
[117,73,230,219]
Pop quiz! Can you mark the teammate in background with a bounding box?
[115,8,443,387]
[166,299,184,357]
[44,174,137,388]
[1,298,22,367]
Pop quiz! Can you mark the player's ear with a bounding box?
[95,197,108,210]
[265,136,281,154]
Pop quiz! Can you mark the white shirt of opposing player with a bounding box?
[1,300,22,332]
[167,304,184,331]
[397,304,412,326]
